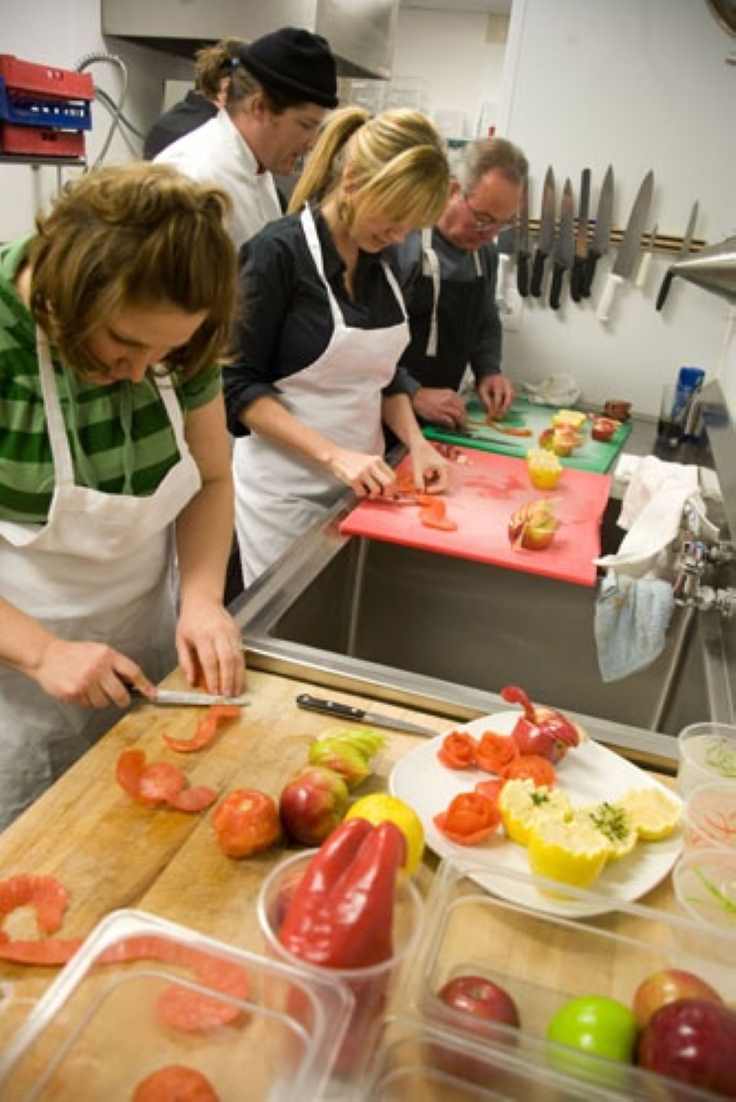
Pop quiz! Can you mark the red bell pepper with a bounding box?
[279,818,406,969]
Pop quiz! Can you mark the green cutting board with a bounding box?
[424,396,633,474]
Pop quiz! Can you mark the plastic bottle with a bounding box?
[671,366,705,445]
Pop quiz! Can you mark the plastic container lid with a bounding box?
[0,909,353,1102]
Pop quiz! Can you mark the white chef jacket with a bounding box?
[154,110,282,251]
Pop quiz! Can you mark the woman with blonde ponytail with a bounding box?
[225,107,452,586]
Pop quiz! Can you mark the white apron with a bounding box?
[234,206,410,586]
[0,333,202,829]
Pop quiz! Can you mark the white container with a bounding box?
[677,722,736,795]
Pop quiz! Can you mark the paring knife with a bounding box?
[530,167,555,298]
[138,689,250,706]
[656,201,699,311]
[635,223,658,289]
[549,177,575,310]
[597,169,654,323]
[296,693,439,738]
[582,165,613,298]
[516,177,530,297]
[570,168,591,302]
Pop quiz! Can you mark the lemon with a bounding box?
[498,779,571,846]
[527,814,610,887]
[551,409,587,430]
[345,794,425,875]
[620,787,681,841]
[580,801,638,860]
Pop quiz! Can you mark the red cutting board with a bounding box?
[339,449,611,587]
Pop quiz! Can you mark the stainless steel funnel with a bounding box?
[670,235,736,303]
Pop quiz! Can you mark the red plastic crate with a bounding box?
[0,55,93,101]
[0,122,85,158]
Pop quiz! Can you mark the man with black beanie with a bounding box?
[156,26,338,251]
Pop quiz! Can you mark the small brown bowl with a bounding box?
[603,400,632,421]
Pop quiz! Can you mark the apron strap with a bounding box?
[473,249,482,277]
[155,376,188,453]
[380,258,408,322]
[420,227,441,357]
[300,205,344,331]
[36,330,76,487]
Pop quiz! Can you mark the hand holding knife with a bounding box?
[530,166,555,298]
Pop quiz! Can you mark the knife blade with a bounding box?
[597,169,654,323]
[516,177,530,297]
[139,689,251,706]
[656,201,699,311]
[549,177,575,310]
[296,693,439,738]
[530,167,555,297]
[582,164,613,297]
[570,168,591,302]
[634,223,658,289]
[495,225,516,313]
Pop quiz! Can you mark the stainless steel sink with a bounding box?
[232,487,735,771]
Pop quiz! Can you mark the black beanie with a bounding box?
[236,26,338,109]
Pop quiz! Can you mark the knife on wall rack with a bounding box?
[570,168,591,302]
[516,177,530,296]
[530,166,555,297]
[582,164,613,297]
[597,169,655,323]
[656,201,699,311]
[549,177,575,310]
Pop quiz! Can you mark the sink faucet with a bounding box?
[672,507,736,616]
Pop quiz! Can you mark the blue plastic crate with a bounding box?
[0,76,92,131]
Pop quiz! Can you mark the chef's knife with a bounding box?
[597,170,654,323]
[516,177,530,297]
[635,223,658,289]
[570,168,591,302]
[655,201,699,311]
[495,225,516,314]
[137,689,250,706]
[530,167,555,298]
[582,164,613,298]
[549,177,575,310]
[296,693,439,738]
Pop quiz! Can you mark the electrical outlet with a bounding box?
[500,287,523,333]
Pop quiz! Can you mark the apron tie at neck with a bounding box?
[62,367,97,490]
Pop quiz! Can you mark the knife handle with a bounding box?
[570,256,586,302]
[596,272,624,324]
[517,250,529,297]
[582,250,600,298]
[655,269,674,311]
[296,693,366,722]
[635,249,653,290]
[530,249,546,298]
[549,263,565,310]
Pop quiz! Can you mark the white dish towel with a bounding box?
[594,455,715,579]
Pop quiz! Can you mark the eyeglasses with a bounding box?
[462,192,513,234]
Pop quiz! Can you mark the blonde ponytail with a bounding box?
[288,106,370,213]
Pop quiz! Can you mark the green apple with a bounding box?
[546,995,638,1088]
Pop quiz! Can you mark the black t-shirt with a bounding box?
[143,91,218,160]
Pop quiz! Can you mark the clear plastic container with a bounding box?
[257,849,424,1098]
[683,781,736,851]
[0,909,353,1102]
[393,857,736,1100]
[677,721,736,795]
[672,847,736,942]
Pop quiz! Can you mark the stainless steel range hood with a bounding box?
[102,0,399,80]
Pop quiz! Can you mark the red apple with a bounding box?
[508,500,557,551]
[633,969,723,1029]
[592,416,618,442]
[438,975,520,1029]
[638,998,736,1095]
[278,766,349,846]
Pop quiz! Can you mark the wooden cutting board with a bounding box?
[424,397,633,473]
[339,448,611,587]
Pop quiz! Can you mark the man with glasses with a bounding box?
[394,137,528,428]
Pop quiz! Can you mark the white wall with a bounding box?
[393,8,508,137]
[0,0,192,242]
[497,0,736,418]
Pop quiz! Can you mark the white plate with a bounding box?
[389,711,683,918]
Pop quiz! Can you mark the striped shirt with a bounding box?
[0,238,221,524]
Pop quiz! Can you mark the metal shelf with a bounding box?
[0,154,86,168]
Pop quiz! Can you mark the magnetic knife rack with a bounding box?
[526,220,705,255]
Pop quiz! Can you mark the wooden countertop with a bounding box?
[0,667,679,1050]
